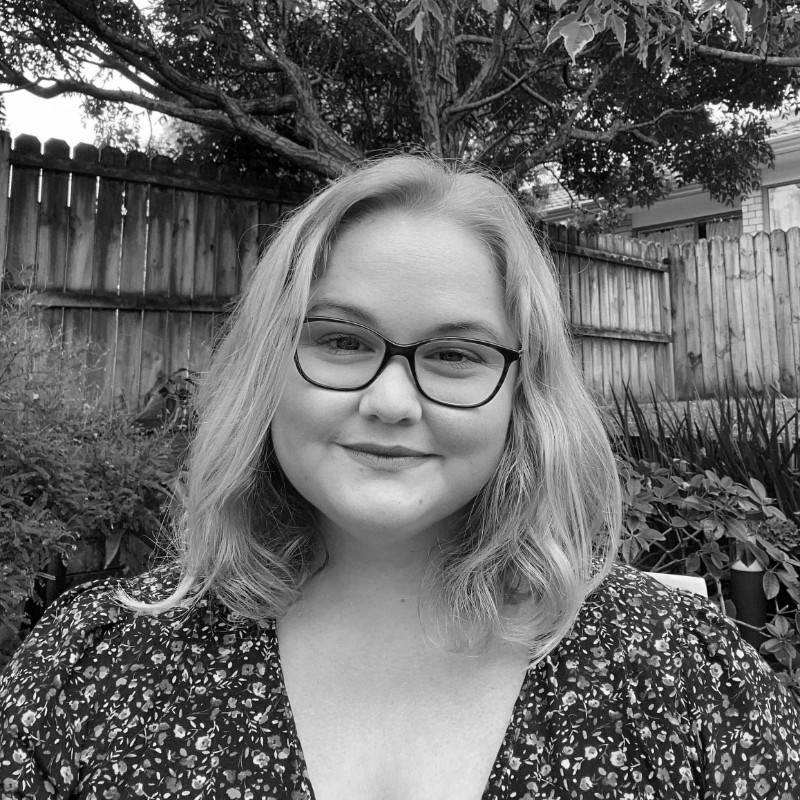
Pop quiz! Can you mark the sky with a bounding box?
[3,89,98,150]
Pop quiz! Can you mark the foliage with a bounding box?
[0,0,797,213]
[610,387,800,699]
[618,455,800,698]
[0,290,178,665]
[610,384,800,520]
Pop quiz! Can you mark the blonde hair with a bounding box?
[121,155,621,662]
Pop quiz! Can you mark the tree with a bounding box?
[1,0,798,211]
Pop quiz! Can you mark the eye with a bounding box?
[432,348,485,364]
[317,334,369,352]
[422,344,491,370]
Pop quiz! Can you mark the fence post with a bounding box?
[0,130,11,299]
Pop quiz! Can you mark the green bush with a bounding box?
[611,387,800,699]
[0,291,178,666]
[610,384,800,519]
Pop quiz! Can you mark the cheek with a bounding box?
[441,400,513,473]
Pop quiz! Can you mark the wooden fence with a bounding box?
[0,132,672,406]
[0,132,306,407]
[669,230,800,398]
[547,226,673,402]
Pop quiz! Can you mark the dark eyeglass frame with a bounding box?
[294,316,523,409]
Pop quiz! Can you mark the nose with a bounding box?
[358,355,423,423]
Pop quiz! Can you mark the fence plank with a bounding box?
[189,311,216,374]
[770,229,794,395]
[216,195,244,298]
[738,234,761,389]
[194,189,219,299]
[597,235,614,400]
[172,189,198,298]
[709,238,733,391]
[139,311,169,401]
[36,139,70,291]
[93,147,125,294]
[754,231,779,387]
[89,309,117,406]
[786,228,800,393]
[119,151,149,295]
[682,242,704,395]
[625,262,641,398]
[668,245,687,397]
[695,240,717,395]
[652,241,674,397]
[114,310,143,406]
[61,307,96,402]
[6,135,41,287]
[66,144,99,292]
[723,237,747,392]
[145,157,175,296]
[169,311,192,374]
[0,132,11,294]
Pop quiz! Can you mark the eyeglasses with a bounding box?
[294,317,522,409]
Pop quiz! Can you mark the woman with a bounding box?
[1,156,798,799]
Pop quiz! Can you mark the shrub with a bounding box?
[610,384,800,519]
[615,444,800,700]
[0,291,178,666]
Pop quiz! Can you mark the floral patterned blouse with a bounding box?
[1,562,798,799]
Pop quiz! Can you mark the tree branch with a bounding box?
[695,44,800,67]
[344,0,407,58]
[448,64,540,116]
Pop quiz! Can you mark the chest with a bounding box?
[276,626,530,800]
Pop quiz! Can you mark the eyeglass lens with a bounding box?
[297,319,507,406]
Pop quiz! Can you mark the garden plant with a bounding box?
[0,290,178,667]
[610,386,800,700]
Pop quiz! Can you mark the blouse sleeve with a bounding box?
[0,582,120,799]
[677,596,800,798]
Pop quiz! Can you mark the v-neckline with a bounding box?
[270,620,531,800]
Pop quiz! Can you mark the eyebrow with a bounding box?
[306,300,509,344]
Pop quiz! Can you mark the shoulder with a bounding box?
[1,566,171,689]
[580,561,725,642]
[571,562,799,712]
[0,564,264,713]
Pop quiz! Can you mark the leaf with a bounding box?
[551,0,570,10]
[751,0,768,32]
[725,0,748,42]
[560,21,597,61]
[395,1,419,23]
[425,0,444,26]
[406,10,425,43]
[104,528,123,569]
[607,12,626,52]
[764,569,781,600]
[697,0,720,14]
[547,13,579,48]
[479,0,498,12]
[749,477,767,502]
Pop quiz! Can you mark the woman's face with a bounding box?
[270,208,519,549]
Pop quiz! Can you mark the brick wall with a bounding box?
[740,189,765,235]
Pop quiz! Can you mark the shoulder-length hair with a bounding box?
[121,155,621,662]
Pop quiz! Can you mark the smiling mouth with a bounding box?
[342,444,430,457]
[341,445,432,470]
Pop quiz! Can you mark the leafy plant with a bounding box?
[616,447,800,699]
[0,290,179,666]
[610,384,800,520]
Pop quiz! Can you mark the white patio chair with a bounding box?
[644,571,708,598]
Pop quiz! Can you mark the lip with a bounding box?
[342,443,431,457]
[340,444,433,472]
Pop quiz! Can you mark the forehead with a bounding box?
[309,209,516,344]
